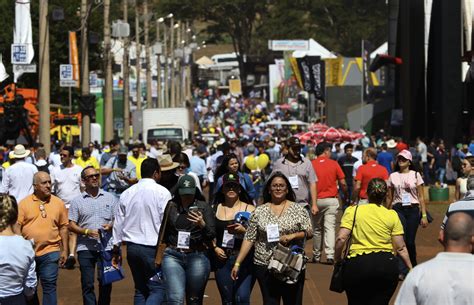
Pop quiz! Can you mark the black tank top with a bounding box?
[214,204,249,249]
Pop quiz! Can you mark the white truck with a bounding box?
[141,107,193,144]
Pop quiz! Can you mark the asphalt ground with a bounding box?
[48,201,447,305]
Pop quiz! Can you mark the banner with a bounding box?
[325,57,343,86]
[229,79,242,96]
[362,40,374,102]
[69,31,80,87]
[13,1,34,82]
[296,56,326,100]
[289,56,303,88]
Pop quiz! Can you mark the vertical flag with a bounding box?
[69,31,80,87]
[306,56,326,101]
[13,1,34,82]
[362,40,374,102]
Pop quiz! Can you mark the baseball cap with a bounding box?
[222,173,240,188]
[287,137,302,147]
[118,146,128,155]
[178,174,196,195]
[397,149,412,162]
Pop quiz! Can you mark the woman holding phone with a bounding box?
[212,173,255,305]
[161,175,216,305]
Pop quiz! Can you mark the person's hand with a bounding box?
[214,247,227,261]
[87,229,100,239]
[59,251,67,268]
[231,265,240,281]
[279,234,294,245]
[420,216,429,228]
[112,246,122,268]
[227,223,246,235]
[187,211,206,228]
[311,205,319,215]
[102,224,113,231]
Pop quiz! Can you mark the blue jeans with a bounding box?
[436,167,446,183]
[422,162,431,185]
[214,253,254,305]
[162,248,211,305]
[126,243,166,305]
[31,251,60,305]
[392,204,420,275]
[77,250,112,305]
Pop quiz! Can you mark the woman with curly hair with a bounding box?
[334,178,412,305]
[0,194,37,304]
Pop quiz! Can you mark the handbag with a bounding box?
[155,203,172,266]
[267,235,308,284]
[329,204,359,293]
[98,229,125,286]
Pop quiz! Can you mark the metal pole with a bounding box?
[360,39,364,130]
[80,0,91,146]
[163,23,168,107]
[170,16,175,107]
[176,21,181,107]
[123,0,130,143]
[104,0,113,142]
[156,19,162,108]
[39,0,50,152]
[135,1,142,112]
[143,0,153,108]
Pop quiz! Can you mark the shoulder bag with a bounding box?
[98,229,125,286]
[154,202,172,266]
[329,204,359,293]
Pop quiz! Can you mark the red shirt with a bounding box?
[312,156,345,198]
[355,160,389,199]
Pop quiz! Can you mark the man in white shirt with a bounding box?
[50,146,83,269]
[416,137,430,185]
[0,144,38,202]
[112,158,171,305]
[395,212,473,305]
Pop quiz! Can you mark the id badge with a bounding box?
[401,193,411,206]
[177,231,191,249]
[222,230,235,248]
[289,175,299,189]
[266,224,280,243]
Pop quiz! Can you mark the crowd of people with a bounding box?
[0,127,473,305]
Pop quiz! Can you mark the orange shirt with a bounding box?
[17,194,69,257]
[312,156,345,198]
[355,160,389,199]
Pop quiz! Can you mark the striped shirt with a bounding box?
[68,189,118,251]
[440,193,474,229]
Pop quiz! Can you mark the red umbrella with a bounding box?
[309,123,329,131]
[298,131,316,142]
[323,127,342,142]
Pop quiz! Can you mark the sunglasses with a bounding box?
[85,173,100,180]
[223,183,240,190]
[39,204,47,218]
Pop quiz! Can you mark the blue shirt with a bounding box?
[68,190,118,252]
[190,156,207,177]
[377,151,393,174]
[0,235,37,298]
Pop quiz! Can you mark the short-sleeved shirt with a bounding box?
[244,201,312,266]
[127,155,147,179]
[50,164,83,206]
[338,155,359,185]
[377,151,393,174]
[74,157,100,170]
[312,156,345,198]
[388,171,424,205]
[17,194,69,256]
[271,157,318,203]
[103,156,136,192]
[340,204,404,258]
[355,160,389,199]
[68,190,118,251]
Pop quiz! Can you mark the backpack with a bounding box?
[36,162,50,174]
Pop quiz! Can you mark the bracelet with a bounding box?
[84,229,89,235]
[422,214,427,218]
[234,262,241,267]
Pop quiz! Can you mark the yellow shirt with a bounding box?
[2,161,11,170]
[340,204,404,258]
[74,156,100,169]
[127,155,146,179]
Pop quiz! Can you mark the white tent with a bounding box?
[195,56,214,67]
[370,42,388,59]
[292,39,337,59]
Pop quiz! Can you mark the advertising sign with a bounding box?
[11,44,29,64]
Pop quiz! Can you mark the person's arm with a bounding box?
[231,239,255,280]
[392,235,412,270]
[386,186,394,209]
[352,180,361,203]
[417,184,428,227]
[101,167,122,175]
[59,225,69,267]
[338,178,348,200]
[454,178,461,201]
[23,256,37,300]
[280,231,307,245]
[68,220,99,238]
[334,228,351,263]
[310,181,318,215]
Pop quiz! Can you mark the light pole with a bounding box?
[135,0,142,114]
[122,0,130,143]
[39,0,50,152]
[104,0,113,142]
[164,13,172,107]
[143,0,152,109]
[156,17,164,108]
[170,16,176,107]
[80,0,91,146]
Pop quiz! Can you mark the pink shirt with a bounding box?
[388,171,424,205]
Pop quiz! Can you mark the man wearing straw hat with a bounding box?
[0,144,38,202]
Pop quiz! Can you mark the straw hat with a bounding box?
[386,139,397,149]
[157,154,179,171]
[11,144,30,159]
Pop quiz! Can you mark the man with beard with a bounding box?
[102,146,137,198]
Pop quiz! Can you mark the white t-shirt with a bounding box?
[417,142,428,163]
[51,164,83,207]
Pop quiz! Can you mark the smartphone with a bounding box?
[188,205,199,214]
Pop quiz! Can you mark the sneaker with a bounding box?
[64,255,76,270]
[326,258,335,265]
[311,257,320,263]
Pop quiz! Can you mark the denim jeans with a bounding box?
[392,203,420,275]
[422,162,431,185]
[162,248,211,305]
[77,250,112,305]
[126,243,166,305]
[436,167,446,183]
[30,251,60,305]
[0,293,27,305]
[214,253,254,305]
